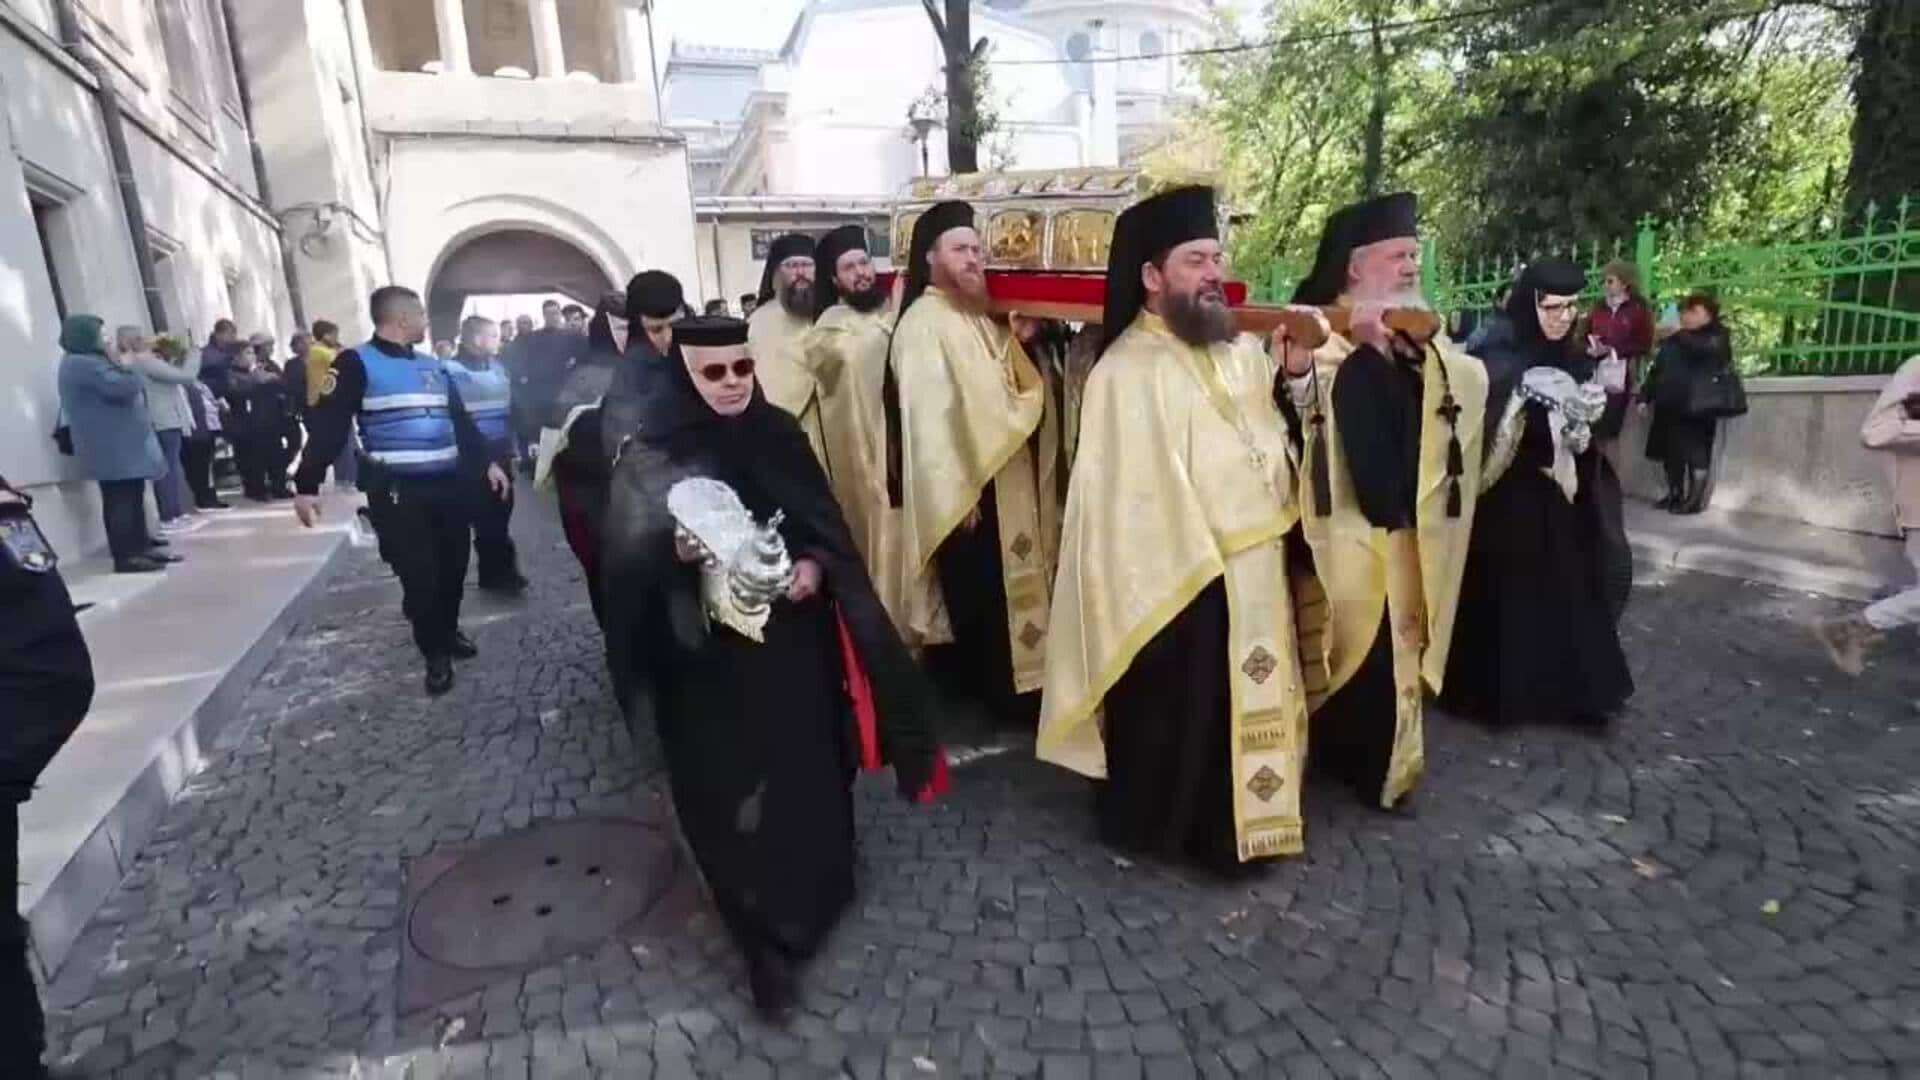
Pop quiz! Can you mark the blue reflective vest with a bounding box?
[356,341,459,477]
[443,356,513,456]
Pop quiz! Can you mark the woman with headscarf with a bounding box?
[1442,258,1634,729]
[599,316,944,1016]
[55,315,172,573]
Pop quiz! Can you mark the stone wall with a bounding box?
[1615,375,1901,537]
[1,3,294,560]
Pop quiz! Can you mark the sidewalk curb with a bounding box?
[1630,533,1885,603]
[26,529,353,984]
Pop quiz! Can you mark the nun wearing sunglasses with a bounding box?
[597,316,945,1018]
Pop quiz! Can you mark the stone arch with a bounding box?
[421,198,635,338]
[420,193,637,296]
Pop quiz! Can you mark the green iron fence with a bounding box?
[1253,197,1920,377]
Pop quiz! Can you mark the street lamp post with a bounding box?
[907,97,941,178]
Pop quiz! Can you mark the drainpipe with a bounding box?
[340,0,395,282]
[220,0,306,328]
[51,0,167,330]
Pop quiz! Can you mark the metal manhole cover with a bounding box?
[408,818,673,971]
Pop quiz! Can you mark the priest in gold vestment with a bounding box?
[1038,186,1324,870]
[884,201,1060,727]
[748,233,827,464]
[801,224,906,623]
[1276,193,1487,811]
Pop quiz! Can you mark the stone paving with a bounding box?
[38,497,1920,1079]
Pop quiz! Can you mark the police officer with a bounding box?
[1,472,95,1079]
[293,286,511,695]
[444,315,527,593]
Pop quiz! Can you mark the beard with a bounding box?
[843,282,886,313]
[937,266,989,309]
[1163,286,1236,346]
[778,279,814,318]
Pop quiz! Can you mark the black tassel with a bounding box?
[1308,412,1332,519]
[1431,347,1464,518]
[882,349,905,509]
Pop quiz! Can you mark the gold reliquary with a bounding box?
[891,168,1192,273]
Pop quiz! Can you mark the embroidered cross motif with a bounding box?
[1018,622,1044,650]
[1246,765,1283,802]
[1241,646,1277,685]
[1011,533,1034,561]
[1436,393,1461,426]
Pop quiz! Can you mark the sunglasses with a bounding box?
[698,358,756,382]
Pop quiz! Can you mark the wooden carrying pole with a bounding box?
[878,270,1441,348]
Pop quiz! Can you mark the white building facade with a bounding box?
[5,0,699,560]
[666,0,1212,303]
[2,0,300,560]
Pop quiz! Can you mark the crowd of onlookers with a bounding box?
[50,314,361,573]
[51,294,670,574]
[55,315,338,573]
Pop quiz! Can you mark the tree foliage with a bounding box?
[920,0,995,174]
[1199,0,1861,269]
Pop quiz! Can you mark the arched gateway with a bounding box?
[425,228,618,337]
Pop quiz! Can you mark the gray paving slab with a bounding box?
[17,497,353,981]
[33,493,1920,1078]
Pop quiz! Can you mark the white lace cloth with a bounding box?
[1517,367,1609,501]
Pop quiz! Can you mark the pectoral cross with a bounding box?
[1435,393,1461,428]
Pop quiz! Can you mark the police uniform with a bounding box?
[296,337,494,664]
[0,472,94,1076]
[443,352,522,588]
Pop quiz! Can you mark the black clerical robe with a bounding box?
[1441,351,1634,728]
[1309,345,1421,799]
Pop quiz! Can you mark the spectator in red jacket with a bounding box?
[1586,260,1655,441]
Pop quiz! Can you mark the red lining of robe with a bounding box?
[835,607,949,803]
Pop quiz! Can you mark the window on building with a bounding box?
[1139,30,1163,56]
[556,0,618,82]
[465,0,536,78]
[148,232,187,335]
[29,196,70,322]
[363,0,441,72]
[202,0,243,110]
[156,0,211,120]
[1066,32,1091,62]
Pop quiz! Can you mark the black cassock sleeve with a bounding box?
[1332,345,1416,531]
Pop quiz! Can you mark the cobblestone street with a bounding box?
[39,496,1920,1079]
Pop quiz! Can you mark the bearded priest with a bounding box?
[884,201,1061,728]
[801,224,907,624]
[1276,193,1487,812]
[748,233,827,464]
[1038,186,1324,870]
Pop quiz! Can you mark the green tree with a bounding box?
[1197,0,1449,269]
[920,0,992,174]
[1199,0,1860,266]
[1843,0,1919,221]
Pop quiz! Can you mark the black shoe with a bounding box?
[146,551,184,564]
[748,951,796,1020]
[1654,491,1678,511]
[450,631,479,660]
[479,572,530,595]
[425,655,455,695]
[147,536,169,547]
[196,498,232,510]
[114,555,168,574]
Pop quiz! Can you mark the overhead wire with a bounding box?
[984,0,1779,66]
